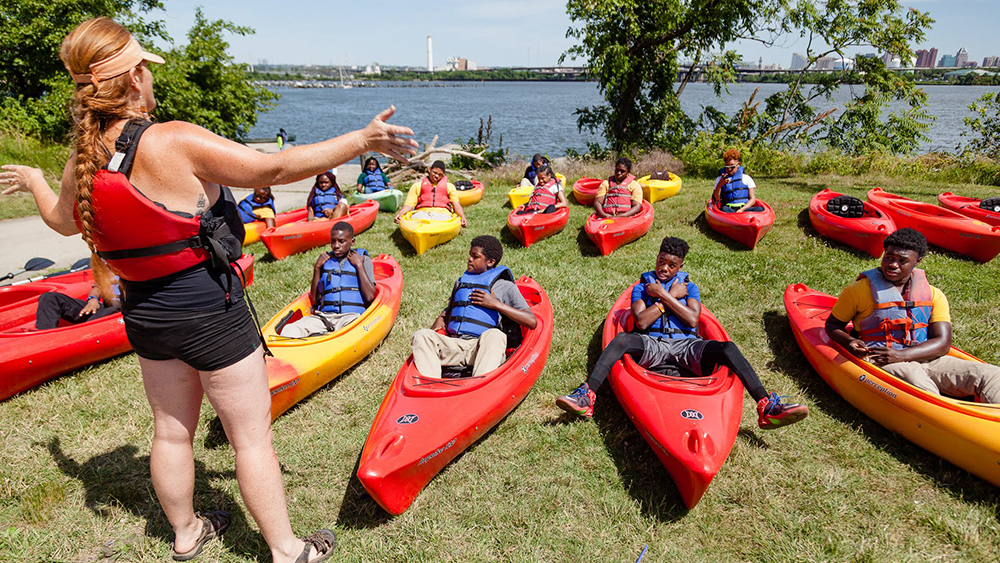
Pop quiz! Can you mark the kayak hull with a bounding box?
[808,189,896,258]
[572,177,602,206]
[704,199,775,249]
[637,173,682,203]
[584,200,655,256]
[867,188,1000,262]
[243,207,308,246]
[0,255,255,401]
[262,255,402,420]
[604,284,743,508]
[507,207,570,247]
[784,283,1000,486]
[349,189,405,212]
[357,277,553,515]
[398,207,462,255]
[937,192,1000,227]
[260,200,380,260]
[455,180,484,207]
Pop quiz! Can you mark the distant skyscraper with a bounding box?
[427,36,433,72]
[939,54,957,67]
[790,52,807,70]
[984,56,1000,68]
[915,49,929,67]
[956,47,968,68]
[928,48,938,68]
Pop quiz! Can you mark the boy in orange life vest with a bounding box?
[824,228,1000,403]
[515,164,568,215]
[411,235,536,378]
[279,221,375,338]
[394,160,468,226]
[594,157,643,218]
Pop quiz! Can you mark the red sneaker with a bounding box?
[556,383,596,417]
[757,392,808,429]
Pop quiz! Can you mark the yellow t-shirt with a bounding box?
[596,180,643,205]
[403,179,459,209]
[830,277,951,328]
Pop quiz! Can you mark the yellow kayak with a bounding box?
[637,172,682,203]
[398,207,462,255]
[263,254,403,420]
[455,180,485,207]
[507,173,566,208]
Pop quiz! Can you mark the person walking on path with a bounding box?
[1,17,416,563]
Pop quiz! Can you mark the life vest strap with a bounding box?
[873,300,934,310]
[448,315,498,330]
[97,236,203,260]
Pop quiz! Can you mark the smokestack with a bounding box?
[427,36,433,72]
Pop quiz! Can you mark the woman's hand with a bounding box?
[363,107,418,163]
[0,165,46,196]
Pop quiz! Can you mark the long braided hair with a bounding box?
[60,18,147,298]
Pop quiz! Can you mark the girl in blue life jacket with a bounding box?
[356,156,393,193]
[307,171,349,220]
[237,186,277,228]
[712,148,765,213]
[556,236,809,429]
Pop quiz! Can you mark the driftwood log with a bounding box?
[382,136,489,184]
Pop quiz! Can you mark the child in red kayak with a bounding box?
[515,164,568,215]
[556,236,809,428]
[410,235,536,378]
[593,158,643,219]
[307,171,349,221]
[35,278,121,330]
[278,221,375,337]
[712,148,764,213]
[824,228,1000,403]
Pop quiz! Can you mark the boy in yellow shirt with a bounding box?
[394,160,467,225]
[594,157,643,218]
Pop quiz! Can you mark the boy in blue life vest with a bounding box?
[278,221,376,337]
[594,157,643,219]
[712,148,764,213]
[411,235,536,378]
[236,186,277,228]
[519,153,549,188]
[356,156,393,193]
[824,228,1000,403]
[557,236,809,428]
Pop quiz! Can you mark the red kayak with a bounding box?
[704,199,775,249]
[604,283,743,509]
[808,189,896,258]
[867,188,1000,262]
[506,206,570,247]
[585,200,655,256]
[0,270,95,326]
[571,177,602,206]
[937,192,1000,227]
[357,277,553,515]
[243,207,308,246]
[260,199,379,260]
[0,255,255,401]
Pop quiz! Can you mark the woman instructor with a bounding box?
[1,17,416,563]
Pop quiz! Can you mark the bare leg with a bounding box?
[199,348,311,563]
[139,357,207,554]
[331,201,350,218]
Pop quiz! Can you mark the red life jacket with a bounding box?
[524,179,559,212]
[73,120,243,282]
[601,174,636,215]
[416,175,452,211]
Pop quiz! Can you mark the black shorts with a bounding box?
[123,298,260,371]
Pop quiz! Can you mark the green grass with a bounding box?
[0,133,68,220]
[2,166,1000,561]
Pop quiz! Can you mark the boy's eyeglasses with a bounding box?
[723,164,738,170]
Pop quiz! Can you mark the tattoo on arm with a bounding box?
[196,193,207,213]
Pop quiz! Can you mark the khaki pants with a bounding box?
[278,311,360,338]
[411,328,507,378]
[410,210,453,221]
[882,355,1000,403]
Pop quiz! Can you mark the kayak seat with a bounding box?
[980,197,1000,212]
[650,170,671,180]
[454,180,475,191]
[440,347,519,379]
[274,309,302,334]
[826,195,865,218]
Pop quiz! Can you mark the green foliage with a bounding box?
[151,8,277,139]
[451,116,508,170]
[961,92,1000,159]
[562,0,764,154]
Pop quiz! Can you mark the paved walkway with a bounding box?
[0,160,361,279]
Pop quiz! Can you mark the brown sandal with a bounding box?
[169,510,231,561]
[294,529,337,563]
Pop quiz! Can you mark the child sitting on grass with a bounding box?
[556,236,809,429]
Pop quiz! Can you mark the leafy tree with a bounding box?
[152,8,277,139]
[962,92,1000,159]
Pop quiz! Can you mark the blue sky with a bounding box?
[158,0,1000,69]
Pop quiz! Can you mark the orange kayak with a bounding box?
[242,207,308,246]
[704,199,774,249]
[584,200,654,256]
[937,192,1000,227]
[808,189,895,258]
[506,206,570,247]
[260,200,379,260]
[571,177,602,206]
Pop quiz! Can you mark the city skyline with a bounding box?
[156,0,1000,69]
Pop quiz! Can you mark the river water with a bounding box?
[246,81,1000,158]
